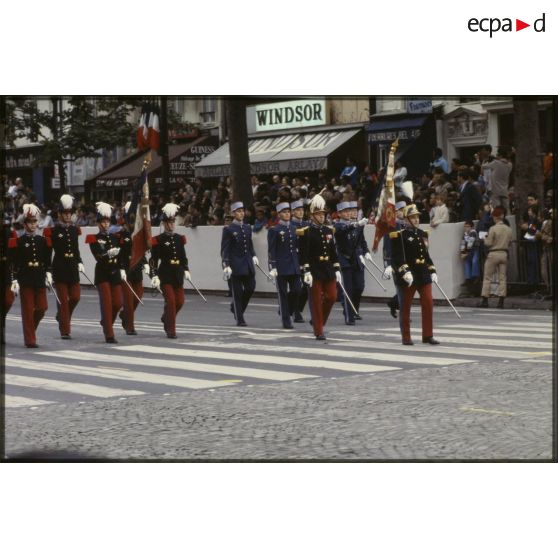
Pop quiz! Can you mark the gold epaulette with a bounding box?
[296,227,309,237]
[389,231,400,239]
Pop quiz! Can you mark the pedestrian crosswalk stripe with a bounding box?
[334,330,551,349]
[494,320,553,327]
[179,341,475,367]
[6,358,240,390]
[6,373,145,398]
[423,324,552,333]
[117,345,402,374]
[327,339,552,358]
[3,395,53,408]
[377,327,552,339]
[41,350,318,382]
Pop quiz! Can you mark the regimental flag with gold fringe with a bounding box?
[372,180,396,251]
[128,167,152,269]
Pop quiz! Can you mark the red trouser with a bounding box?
[401,283,433,342]
[54,281,81,335]
[97,282,123,339]
[309,279,337,337]
[3,286,15,316]
[20,286,48,346]
[121,280,144,333]
[161,284,185,336]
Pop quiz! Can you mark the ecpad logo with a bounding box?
[468,13,546,37]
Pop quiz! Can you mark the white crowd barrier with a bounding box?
[77,223,468,299]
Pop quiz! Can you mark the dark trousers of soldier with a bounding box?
[2,287,15,342]
[97,282,123,340]
[309,279,337,337]
[230,275,255,324]
[19,286,48,346]
[54,282,81,336]
[400,283,433,343]
[161,283,184,336]
[121,280,144,333]
[340,268,364,324]
[276,274,302,327]
[294,282,307,319]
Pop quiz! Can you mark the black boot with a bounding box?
[497,297,505,309]
[477,297,488,308]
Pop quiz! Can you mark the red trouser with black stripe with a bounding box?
[97,282,123,339]
[20,286,48,346]
[54,282,81,336]
[121,280,144,333]
[309,279,337,337]
[401,283,433,343]
[161,284,184,336]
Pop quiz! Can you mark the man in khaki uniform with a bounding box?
[478,206,513,309]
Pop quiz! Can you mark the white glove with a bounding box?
[184,270,191,282]
[383,265,393,280]
[120,269,127,281]
[357,218,368,227]
[431,273,438,284]
[403,271,413,286]
[269,268,278,278]
[46,271,53,286]
[303,272,313,287]
[10,280,20,296]
[359,255,366,265]
[107,247,120,258]
[252,256,259,266]
[78,263,85,273]
[151,276,161,289]
[335,270,343,283]
[143,263,150,275]
[365,252,373,262]
[223,266,232,281]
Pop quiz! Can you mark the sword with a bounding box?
[433,280,462,319]
[273,275,283,322]
[362,262,387,292]
[229,279,239,322]
[365,255,386,276]
[187,278,207,303]
[255,262,273,281]
[47,283,61,305]
[123,278,145,306]
[79,269,97,289]
[336,277,360,318]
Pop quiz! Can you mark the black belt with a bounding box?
[489,249,508,252]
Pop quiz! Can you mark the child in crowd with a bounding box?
[460,220,480,292]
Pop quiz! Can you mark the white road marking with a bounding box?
[117,345,401,374]
[3,395,53,408]
[38,350,318,382]
[179,341,475,367]
[377,327,552,339]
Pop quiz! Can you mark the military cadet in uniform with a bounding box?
[7,204,52,348]
[221,201,258,327]
[267,202,302,329]
[334,200,369,324]
[44,194,84,340]
[290,198,309,323]
[2,223,17,344]
[86,202,125,343]
[390,204,440,345]
[350,200,372,319]
[382,200,408,320]
[149,203,191,339]
[118,201,150,335]
[298,193,342,341]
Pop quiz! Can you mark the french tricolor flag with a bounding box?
[137,104,160,151]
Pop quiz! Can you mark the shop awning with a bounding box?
[365,115,429,145]
[90,137,217,189]
[195,128,361,178]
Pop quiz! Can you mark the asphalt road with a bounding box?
[3,287,553,460]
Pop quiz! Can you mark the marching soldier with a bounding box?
[86,202,125,343]
[149,203,191,339]
[298,193,342,341]
[221,201,257,327]
[118,201,150,335]
[390,204,440,345]
[2,223,17,344]
[290,198,309,323]
[351,200,372,319]
[7,204,52,348]
[44,194,84,340]
[267,202,302,329]
[334,200,369,324]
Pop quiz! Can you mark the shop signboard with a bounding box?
[247,99,328,133]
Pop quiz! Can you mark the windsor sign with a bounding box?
[253,100,328,132]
